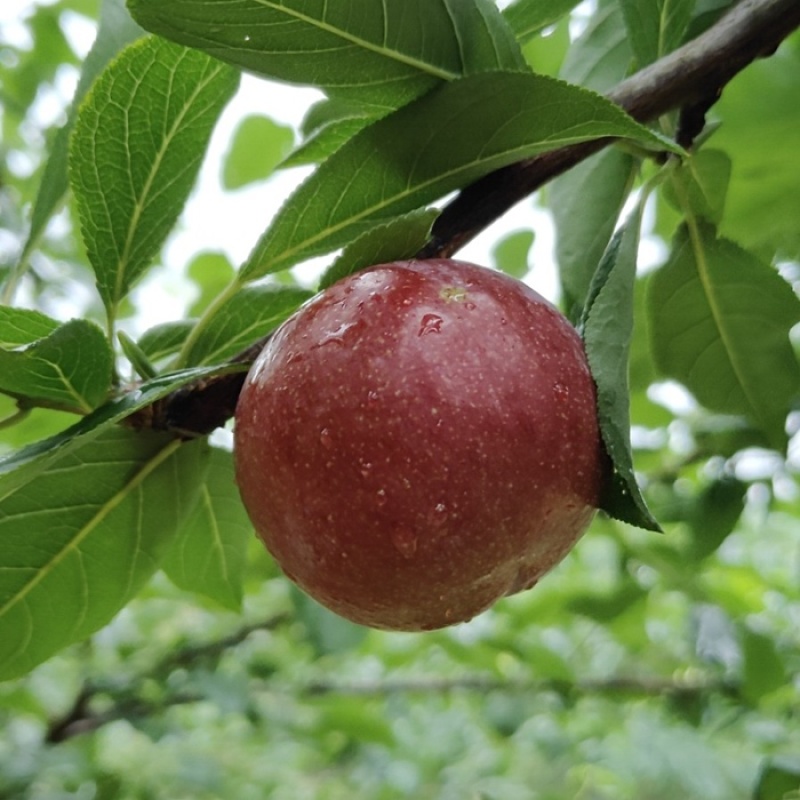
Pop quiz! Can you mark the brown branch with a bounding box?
[152,0,800,436]
[45,665,739,743]
[420,0,800,258]
[45,614,290,744]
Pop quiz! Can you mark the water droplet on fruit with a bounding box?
[391,528,417,558]
[465,302,476,311]
[375,489,387,507]
[318,320,359,347]
[553,382,569,401]
[418,313,444,337]
[367,389,380,403]
[320,428,334,448]
[359,461,373,478]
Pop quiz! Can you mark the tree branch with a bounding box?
[419,0,800,258]
[147,0,800,436]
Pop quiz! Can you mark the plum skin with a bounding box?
[234,259,604,631]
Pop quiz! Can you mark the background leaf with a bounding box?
[502,0,582,45]
[0,319,113,413]
[70,35,239,322]
[491,229,535,280]
[127,0,526,106]
[0,428,209,680]
[162,447,251,611]
[222,114,295,190]
[648,223,800,450]
[243,71,677,280]
[713,42,800,258]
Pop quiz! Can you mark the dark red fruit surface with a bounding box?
[234,259,603,631]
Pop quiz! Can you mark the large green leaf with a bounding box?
[242,71,678,280]
[70,35,239,322]
[648,223,800,450]
[8,0,143,301]
[162,447,252,611]
[0,319,113,413]
[0,428,209,680]
[127,0,526,106]
[0,363,245,503]
[580,210,661,532]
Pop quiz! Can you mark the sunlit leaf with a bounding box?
[70,35,239,322]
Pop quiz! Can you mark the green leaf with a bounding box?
[10,0,144,298]
[162,447,251,611]
[187,252,237,316]
[491,229,534,280]
[581,211,661,532]
[282,114,377,169]
[663,148,731,225]
[0,319,113,413]
[740,627,786,705]
[182,284,312,367]
[687,476,746,561]
[502,0,582,44]
[222,115,295,190]
[619,0,693,66]
[127,0,526,106]
[0,428,209,680]
[648,223,800,450]
[560,2,631,92]
[291,586,368,657]
[319,209,438,290]
[242,71,678,280]
[754,757,800,800]
[713,44,800,258]
[0,363,244,503]
[0,306,60,347]
[70,35,239,322]
[550,148,636,319]
[137,320,195,362]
